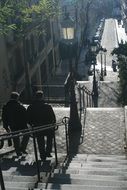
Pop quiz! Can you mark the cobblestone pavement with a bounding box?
[79,108,126,155]
[98,81,120,107]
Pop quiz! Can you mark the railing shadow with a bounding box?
[0,121,64,190]
[44,119,82,189]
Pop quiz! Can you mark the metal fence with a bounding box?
[77,83,94,118]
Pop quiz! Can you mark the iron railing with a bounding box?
[0,117,69,190]
[77,84,94,119]
[32,84,67,106]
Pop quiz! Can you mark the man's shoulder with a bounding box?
[19,103,26,111]
[2,101,11,110]
[27,101,52,109]
[2,104,7,113]
[43,103,52,109]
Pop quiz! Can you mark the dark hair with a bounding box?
[10,92,19,100]
[35,90,44,99]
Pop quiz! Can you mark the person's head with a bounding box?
[10,92,19,100]
[35,90,44,100]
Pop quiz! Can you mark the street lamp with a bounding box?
[61,13,75,40]
[103,48,107,76]
[61,12,75,72]
[91,41,98,107]
[99,46,104,81]
[61,12,81,131]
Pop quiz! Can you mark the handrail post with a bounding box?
[79,86,82,110]
[88,92,91,107]
[78,86,82,120]
[62,117,69,155]
[64,73,71,107]
[82,89,85,111]
[0,158,5,190]
[83,88,86,109]
[86,92,89,107]
[53,131,58,166]
[64,84,69,107]
[32,128,41,182]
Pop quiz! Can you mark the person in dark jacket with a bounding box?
[27,90,56,161]
[2,92,29,156]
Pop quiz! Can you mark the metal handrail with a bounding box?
[0,122,61,139]
[0,117,69,190]
[64,72,71,107]
[77,84,94,117]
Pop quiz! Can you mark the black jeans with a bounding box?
[10,125,29,154]
[37,133,54,157]
[13,135,29,154]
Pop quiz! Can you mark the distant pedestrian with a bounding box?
[2,92,29,156]
[27,90,56,161]
[112,60,117,72]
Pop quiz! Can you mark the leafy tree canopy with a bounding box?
[0,0,59,35]
[111,42,127,56]
[112,42,127,105]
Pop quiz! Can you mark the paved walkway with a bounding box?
[80,108,125,155]
[89,19,127,83]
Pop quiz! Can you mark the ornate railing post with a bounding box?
[69,73,82,132]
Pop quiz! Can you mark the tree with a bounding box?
[0,0,59,36]
[0,0,60,101]
[112,42,127,105]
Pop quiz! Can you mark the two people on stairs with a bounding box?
[2,90,56,161]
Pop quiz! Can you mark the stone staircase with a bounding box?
[1,106,127,189]
[2,153,127,189]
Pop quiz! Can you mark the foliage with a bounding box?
[112,42,127,56]
[112,42,127,105]
[0,2,16,35]
[0,0,60,36]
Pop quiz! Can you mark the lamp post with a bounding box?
[103,48,107,76]
[91,41,98,107]
[99,46,104,81]
[61,12,81,131]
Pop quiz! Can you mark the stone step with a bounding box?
[66,167,127,173]
[71,160,127,165]
[54,168,127,176]
[68,162,127,169]
[38,175,127,186]
[5,184,127,190]
[65,154,127,163]
[73,156,127,161]
[38,181,127,189]
[4,181,35,189]
[42,186,127,190]
[75,153,127,159]
[50,173,127,181]
[3,188,28,190]
[3,175,37,182]
[41,187,127,190]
